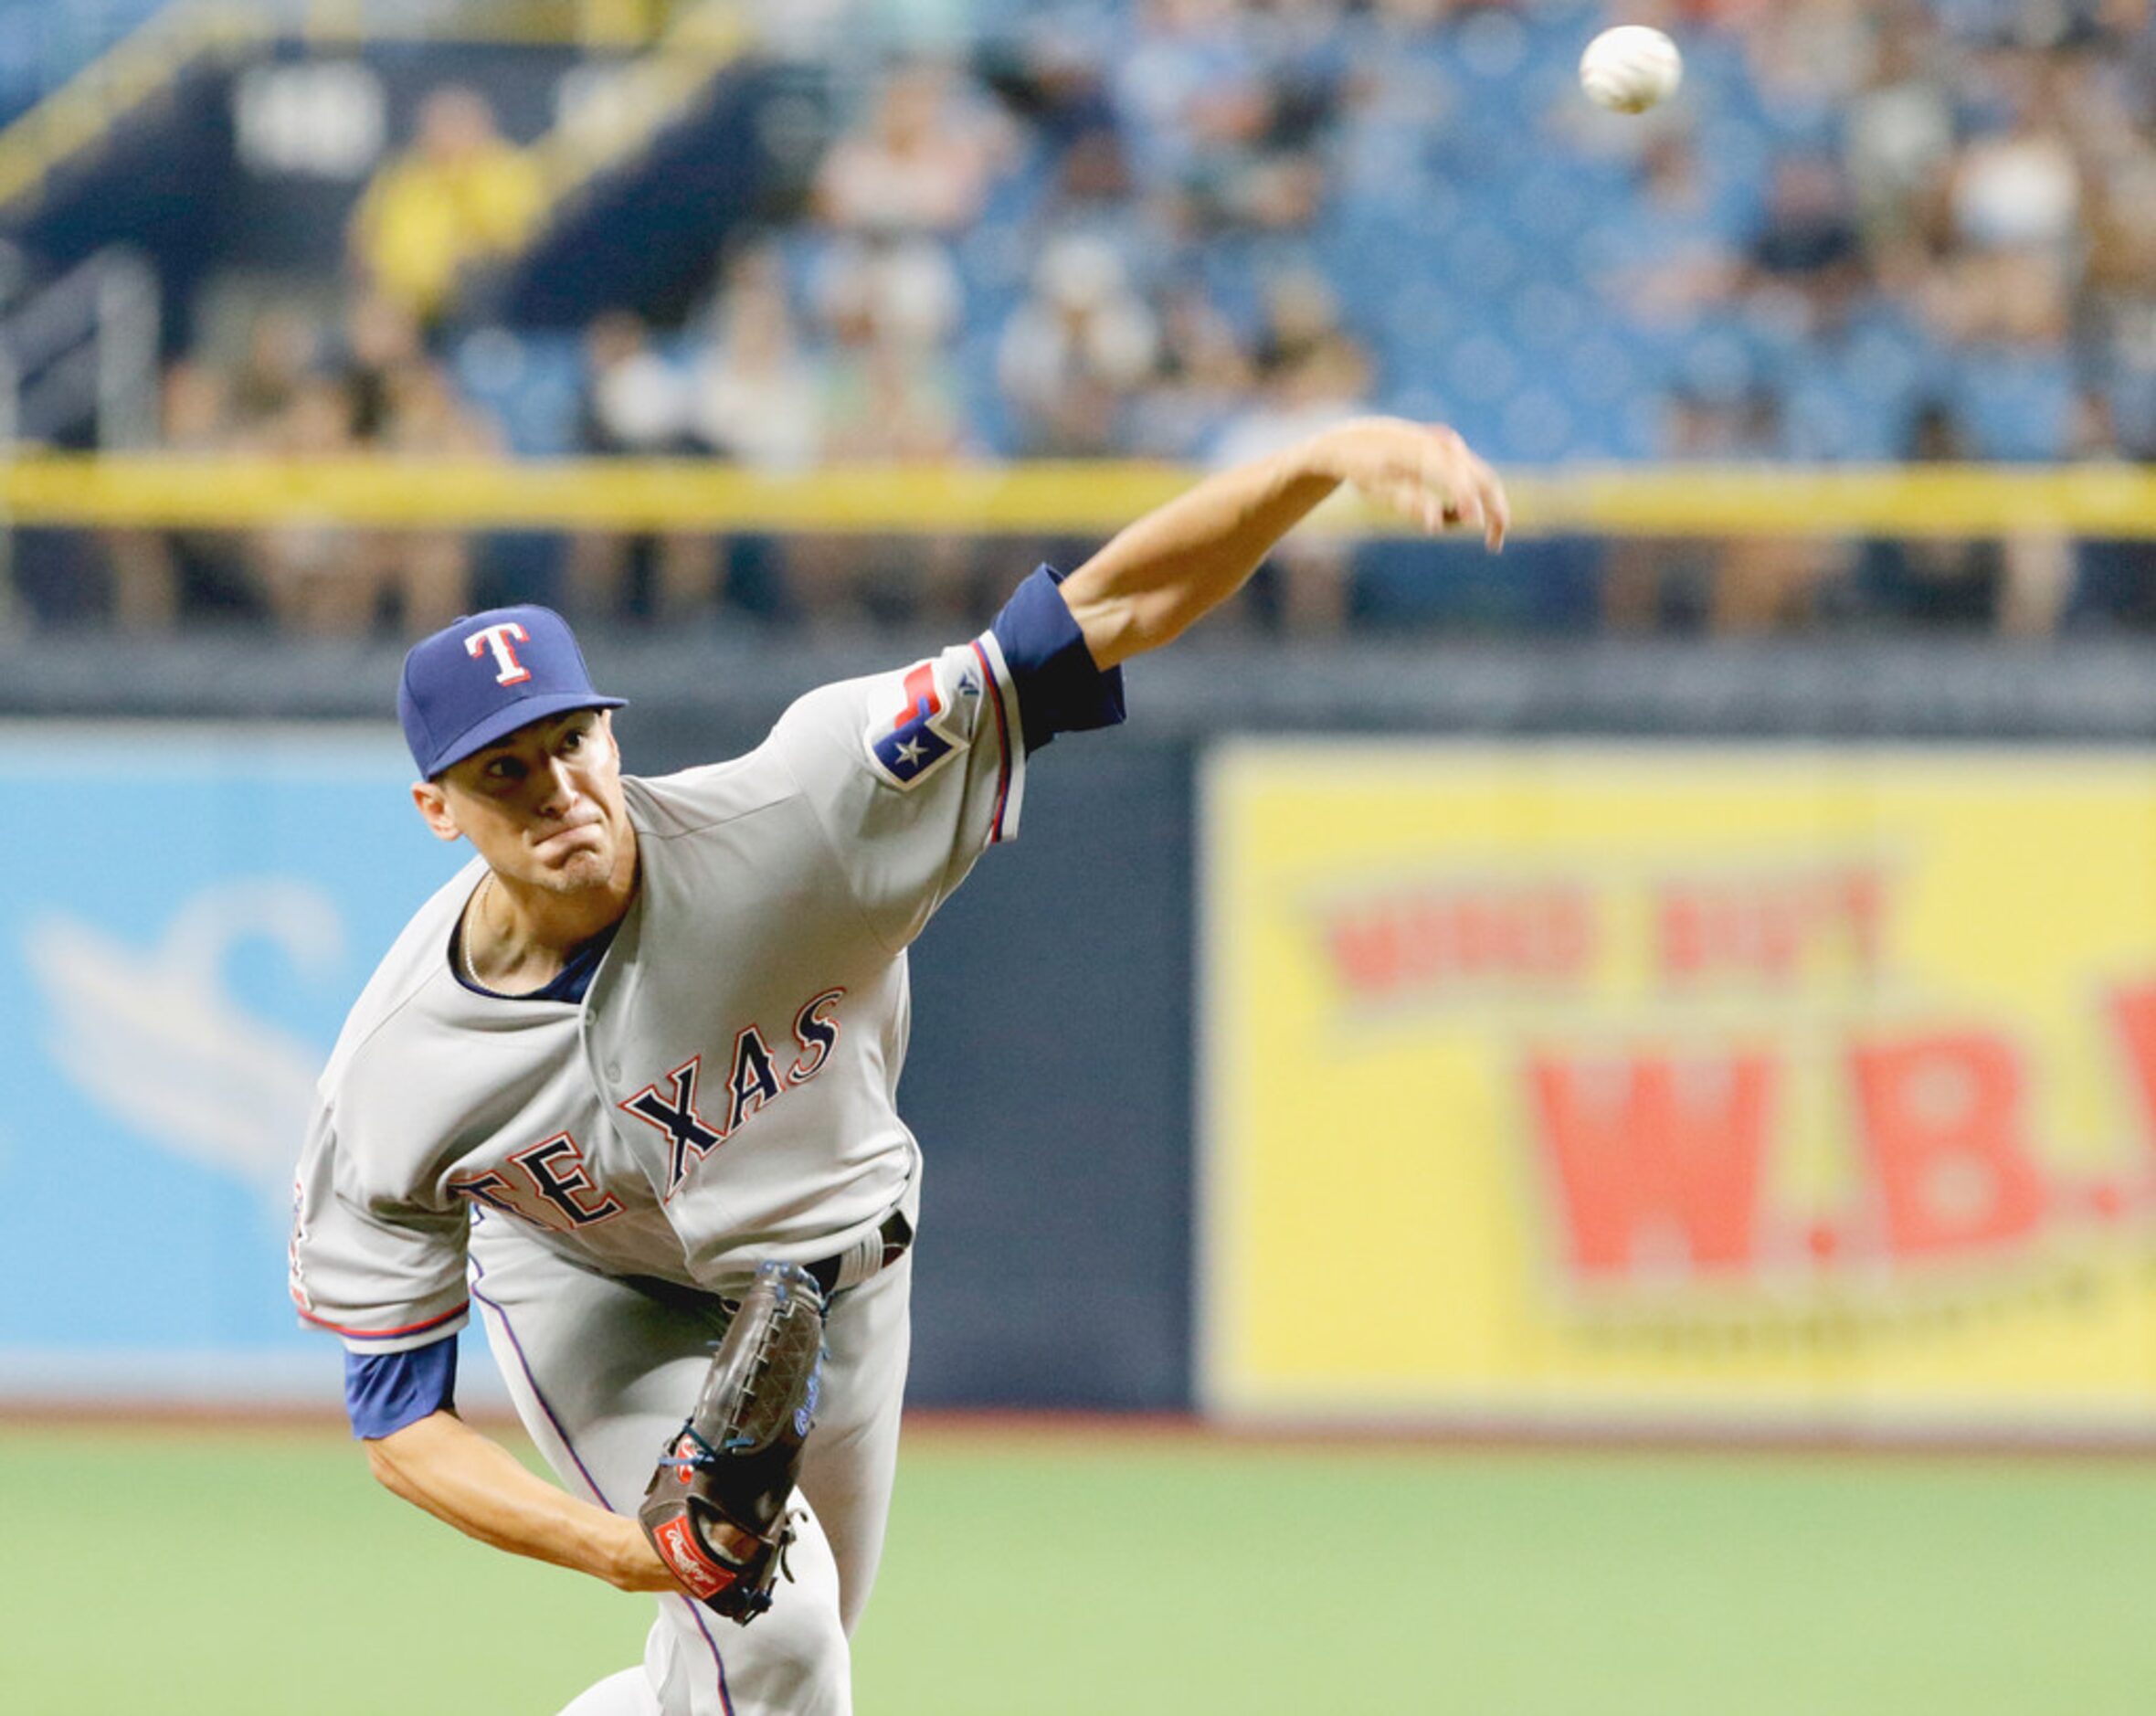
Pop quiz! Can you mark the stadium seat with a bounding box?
[1950,346,2077,463]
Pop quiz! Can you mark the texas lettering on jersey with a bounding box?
[618,987,846,1196]
[449,1132,624,1234]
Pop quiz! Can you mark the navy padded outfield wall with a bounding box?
[900,736,1196,1411]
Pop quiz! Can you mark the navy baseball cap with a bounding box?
[397,605,627,778]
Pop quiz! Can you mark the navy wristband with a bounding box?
[988,566,1127,755]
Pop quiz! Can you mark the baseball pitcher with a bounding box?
[289,419,1507,1714]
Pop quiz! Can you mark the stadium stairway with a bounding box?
[495,15,769,329]
[0,3,248,248]
[0,0,174,132]
[0,4,769,362]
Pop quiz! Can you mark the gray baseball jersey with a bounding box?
[291,570,1122,1716]
[290,630,1027,1353]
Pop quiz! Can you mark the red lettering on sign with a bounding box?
[1325,884,1593,1001]
[1527,1050,1776,1279]
[1849,1030,2045,1259]
[2106,984,2156,1168]
[1655,865,1885,989]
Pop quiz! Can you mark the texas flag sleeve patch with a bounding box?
[863,655,968,789]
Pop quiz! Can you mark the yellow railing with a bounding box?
[293,1,692,48]
[3,456,2153,538]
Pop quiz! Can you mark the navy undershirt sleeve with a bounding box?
[344,1333,460,1440]
[988,565,1127,755]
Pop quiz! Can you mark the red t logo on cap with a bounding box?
[466,621,532,686]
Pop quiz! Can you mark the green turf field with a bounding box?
[5,1421,2156,1713]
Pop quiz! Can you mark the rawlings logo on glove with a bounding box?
[651,1515,736,1601]
[638,1260,827,1625]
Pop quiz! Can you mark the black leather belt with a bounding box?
[806,1209,913,1299]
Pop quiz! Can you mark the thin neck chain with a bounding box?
[460,872,496,989]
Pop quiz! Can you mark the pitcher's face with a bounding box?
[413,709,632,896]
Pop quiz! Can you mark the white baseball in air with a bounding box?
[1579,25,1683,113]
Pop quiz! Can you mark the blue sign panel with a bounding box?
[0,726,469,1400]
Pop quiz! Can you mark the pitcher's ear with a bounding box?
[411,779,462,843]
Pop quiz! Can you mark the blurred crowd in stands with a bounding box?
[62,0,2156,636]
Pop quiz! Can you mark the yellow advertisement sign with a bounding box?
[1202,744,2156,1429]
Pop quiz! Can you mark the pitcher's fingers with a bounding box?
[1436,470,1485,535]
[1413,435,1494,540]
[1370,476,1444,533]
[1414,429,1506,551]
[1412,433,1470,503]
[1472,462,1510,551]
